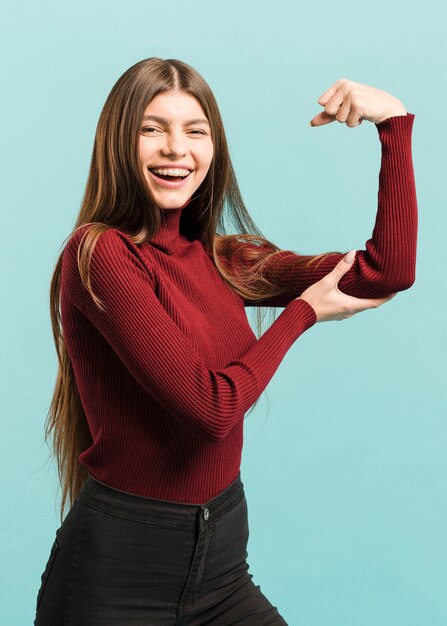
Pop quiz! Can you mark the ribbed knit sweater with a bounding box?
[61,113,417,504]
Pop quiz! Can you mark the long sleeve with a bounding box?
[61,227,317,443]
[242,113,417,307]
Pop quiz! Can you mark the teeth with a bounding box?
[151,167,191,177]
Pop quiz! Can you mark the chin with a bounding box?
[156,192,193,209]
[157,195,186,208]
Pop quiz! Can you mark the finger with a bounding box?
[317,78,350,106]
[381,292,398,302]
[335,92,352,123]
[329,250,356,278]
[323,83,352,117]
[346,95,366,127]
[309,111,336,127]
[350,293,398,312]
[346,110,365,128]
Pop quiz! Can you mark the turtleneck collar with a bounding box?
[149,196,193,255]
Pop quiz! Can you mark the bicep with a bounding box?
[242,246,400,308]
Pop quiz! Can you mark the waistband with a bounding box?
[78,472,245,529]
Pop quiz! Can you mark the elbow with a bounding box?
[193,430,228,444]
[395,279,416,292]
[387,273,416,293]
[180,419,226,444]
[189,412,239,443]
[372,267,416,293]
[205,431,227,444]
[202,425,232,443]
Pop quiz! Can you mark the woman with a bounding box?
[35,57,416,625]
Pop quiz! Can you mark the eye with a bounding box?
[140,127,207,135]
[141,127,159,133]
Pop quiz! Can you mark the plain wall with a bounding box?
[1,1,445,624]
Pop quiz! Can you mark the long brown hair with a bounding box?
[45,57,339,522]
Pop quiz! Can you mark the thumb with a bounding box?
[309,111,335,127]
[331,249,356,279]
[343,249,356,264]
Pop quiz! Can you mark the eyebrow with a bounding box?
[142,114,210,126]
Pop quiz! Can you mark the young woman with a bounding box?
[35,57,417,625]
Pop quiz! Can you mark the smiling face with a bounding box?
[139,90,214,209]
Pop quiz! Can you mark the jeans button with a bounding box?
[203,508,210,521]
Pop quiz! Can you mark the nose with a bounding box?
[161,128,187,157]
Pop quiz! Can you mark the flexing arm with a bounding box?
[61,226,317,442]
[242,113,417,307]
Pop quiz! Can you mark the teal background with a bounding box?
[2,0,446,624]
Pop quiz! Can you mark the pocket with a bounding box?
[35,533,60,612]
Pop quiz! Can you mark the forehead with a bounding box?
[143,91,207,119]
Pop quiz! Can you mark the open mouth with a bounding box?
[148,169,192,182]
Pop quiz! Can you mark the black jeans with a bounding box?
[34,471,288,625]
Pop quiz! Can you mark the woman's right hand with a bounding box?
[296,249,397,323]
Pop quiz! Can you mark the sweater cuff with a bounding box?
[375,112,415,145]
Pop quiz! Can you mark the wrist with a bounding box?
[375,104,407,125]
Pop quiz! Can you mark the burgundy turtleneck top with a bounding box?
[60,113,417,503]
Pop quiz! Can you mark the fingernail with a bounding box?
[309,121,314,126]
[343,249,356,262]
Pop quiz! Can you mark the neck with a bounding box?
[149,196,192,255]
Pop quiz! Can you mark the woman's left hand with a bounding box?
[309,78,407,127]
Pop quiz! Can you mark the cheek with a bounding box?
[200,143,214,172]
[138,140,151,166]
[207,146,214,169]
